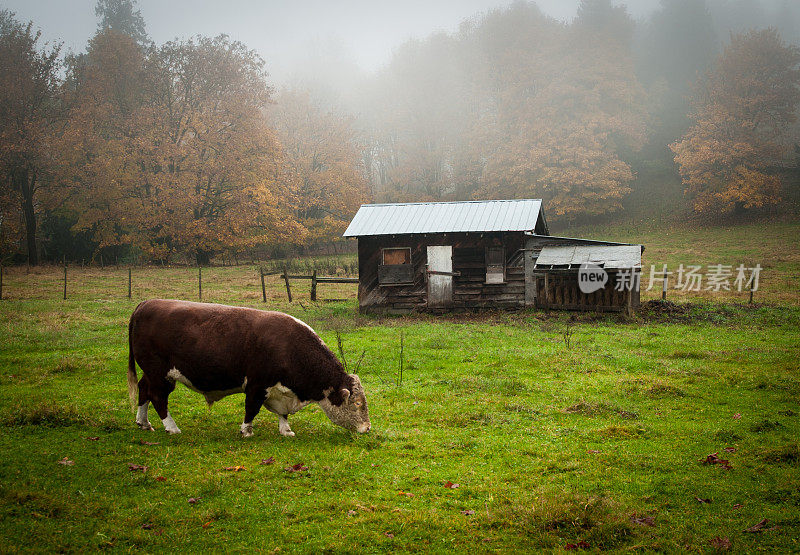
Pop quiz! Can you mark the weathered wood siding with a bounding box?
[356,232,641,313]
[358,232,527,312]
[534,272,640,312]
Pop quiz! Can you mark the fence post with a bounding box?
[198,266,202,300]
[661,264,668,301]
[311,269,317,301]
[128,267,132,299]
[282,267,292,302]
[63,263,67,300]
[749,283,754,304]
[260,267,267,303]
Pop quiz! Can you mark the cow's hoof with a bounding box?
[280,430,296,438]
[165,428,181,435]
[137,423,155,431]
[240,430,254,438]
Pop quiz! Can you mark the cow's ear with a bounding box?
[339,388,351,403]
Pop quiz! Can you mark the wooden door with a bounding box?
[427,245,453,307]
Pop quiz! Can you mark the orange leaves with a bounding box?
[268,89,370,247]
[671,29,799,215]
[59,32,298,261]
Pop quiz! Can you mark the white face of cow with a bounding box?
[319,374,371,433]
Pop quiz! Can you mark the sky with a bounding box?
[1,0,662,82]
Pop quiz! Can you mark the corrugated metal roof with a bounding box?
[534,245,641,270]
[343,199,544,237]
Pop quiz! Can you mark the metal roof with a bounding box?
[534,245,641,270]
[343,199,545,237]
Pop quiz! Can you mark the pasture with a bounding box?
[0,221,798,552]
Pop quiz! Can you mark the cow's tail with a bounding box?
[127,306,140,412]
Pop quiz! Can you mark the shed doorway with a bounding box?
[427,245,453,307]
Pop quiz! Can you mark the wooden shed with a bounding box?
[343,199,642,313]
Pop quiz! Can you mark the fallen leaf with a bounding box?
[695,497,712,504]
[141,523,153,530]
[700,453,732,470]
[128,463,148,472]
[732,503,744,510]
[587,449,602,454]
[85,437,100,441]
[347,510,357,517]
[732,413,741,420]
[397,491,413,497]
[443,481,460,489]
[723,447,736,453]
[744,519,768,533]
[57,457,74,466]
[384,532,394,539]
[260,457,275,465]
[155,476,166,482]
[709,536,731,550]
[630,514,656,527]
[188,497,200,505]
[285,463,308,472]
[461,510,475,515]
[202,522,212,529]
[222,466,246,472]
[140,440,160,446]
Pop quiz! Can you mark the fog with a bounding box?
[1,0,798,263]
[2,0,665,81]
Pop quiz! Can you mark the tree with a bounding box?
[61,32,300,263]
[475,2,647,219]
[671,28,800,214]
[0,11,61,264]
[95,0,148,45]
[269,89,370,248]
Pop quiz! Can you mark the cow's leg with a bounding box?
[241,386,267,438]
[278,415,295,437]
[135,375,155,431]
[149,378,180,434]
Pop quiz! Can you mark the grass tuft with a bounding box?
[595,424,646,438]
[564,400,639,419]
[759,443,799,466]
[749,419,785,433]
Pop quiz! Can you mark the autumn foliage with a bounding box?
[671,29,800,214]
[60,31,310,263]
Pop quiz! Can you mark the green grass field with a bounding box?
[0,221,798,552]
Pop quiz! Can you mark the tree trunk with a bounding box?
[195,248,211,266]
[20,171,38,266]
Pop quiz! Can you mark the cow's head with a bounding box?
[320,374,371,433]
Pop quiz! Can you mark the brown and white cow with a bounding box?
[127,299,370,437]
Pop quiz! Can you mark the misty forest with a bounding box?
[1,0,798,265]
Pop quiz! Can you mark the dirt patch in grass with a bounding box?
[637,300,775,325]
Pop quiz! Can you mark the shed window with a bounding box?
[379,247,413,285]
[382,248,411,265]
[486,247,505,284]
